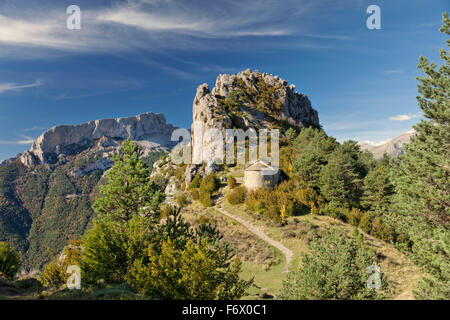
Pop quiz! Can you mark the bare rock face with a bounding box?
[20,112,178,166]
[359,131,415,159]
[191,69,320,163]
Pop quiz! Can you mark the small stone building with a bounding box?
[244,160,280,191]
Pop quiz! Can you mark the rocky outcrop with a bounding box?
[20,112,178,167]
[191,69,319,163]
[359,131,415,159]
[71,158,114,177]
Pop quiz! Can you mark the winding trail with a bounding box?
[215,204,293,273]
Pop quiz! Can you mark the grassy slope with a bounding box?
[221,201,424,300]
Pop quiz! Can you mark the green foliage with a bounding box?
[190,188,199,200]
[319,142,364,208]
[279,228,387,300]
[176,194,188,207]
[93,139,165,223]
[187,173,201,190]
[128,238,252,300]
[386,14,449,299]
[0,241,21,280]
[227,175,237,189]
[227,186,247,205]
[41,239,83,287]
[199,173,220,207]
[361,156,395,218]
[81,216,153,284]
[292,127,338,188]
[141,150,168,172]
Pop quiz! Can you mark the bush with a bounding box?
[127,238,252,299]
[227,186,247,205]
[187,173,201,189]
[42,239,82,287]
[191,189,199,200]
[0,242,21,280]
[200,173,220,194]
[199,173,220,207]
[227,176,237,189]
[199,190,213,207]
[81,219,129,284]
[42,256,67,288]
[177,194,188,207]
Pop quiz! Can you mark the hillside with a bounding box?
[0,113,174,271]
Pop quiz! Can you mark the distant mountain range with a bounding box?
[359,131,415,159]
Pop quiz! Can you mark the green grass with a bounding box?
[222,202,425,300]
[240,250,286,299]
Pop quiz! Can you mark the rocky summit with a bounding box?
[191,69,319,162]
[19,112,177,167]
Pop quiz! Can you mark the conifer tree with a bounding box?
[388,13,449,299]
[93,139,165,223]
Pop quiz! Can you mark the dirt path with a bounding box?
[215,203,293,273]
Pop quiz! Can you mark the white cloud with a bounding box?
[0,80,43,94]
[384,69,404,75]
[388,113,421,121]
[0,0,333,56]
[22,126,47,132]
[0,135,35,145]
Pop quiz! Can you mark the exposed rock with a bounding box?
[191,69,319,164]
[164,176,178,195]
[359,131,415,159]
[21,112,178,167]
[204,159,219,175]
[72,158,114,177]
[19,151,40,167]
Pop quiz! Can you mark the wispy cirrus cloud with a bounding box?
[0,0,348,57]
[384,69,404,75]
[388,113,421,121]
[0,135,35,145]
[0,80,43,94]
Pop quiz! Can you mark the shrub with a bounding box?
[177,194,188,207]
[191,189,199,200]
[200,173,220,194]
[0,242,21,280]
[42,239,83,287]
[227,176,237,189]
[199,190,213,207]
[199,173,220,207]
[127,239,252,299]
[81,219,129,284]
[320,203,347,221]
[227,186,247,205]
[187,173,201,189]
[42,256,67,287]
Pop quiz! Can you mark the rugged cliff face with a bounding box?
[191,69,319,162]
[20,112,177,167]
[359,131,415,159]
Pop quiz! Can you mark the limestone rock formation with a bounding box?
[20,112,178,167]
[359,131,415,159]
[191,69,320,163]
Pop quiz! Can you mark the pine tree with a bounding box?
[388,13,449,299]
[361,155,395,217]
[93,139,165,223]
[319,145,361,208]
[279,228,387,300]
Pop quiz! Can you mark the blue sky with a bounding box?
[0,0,448,161]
